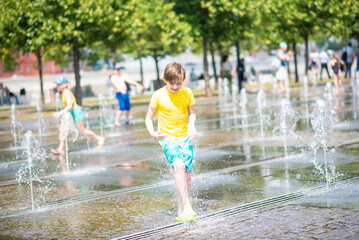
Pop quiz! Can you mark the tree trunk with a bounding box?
[36,49,45,104]
[138,47,144,88]
[153,50,161,90]
[203,37,212,97]
[111,49,116,67]
[73,44,82,105]
[235,40,242,92]
[209,42,218,88]
[304,34,309,76]
[293,41,299,82]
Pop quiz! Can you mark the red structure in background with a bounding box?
[0,51,62,78]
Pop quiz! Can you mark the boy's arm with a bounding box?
[145,106,166,140]
[187,105,197,140]
[53,90,72,119]
[125,78,145,91]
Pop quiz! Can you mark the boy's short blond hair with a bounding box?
[164,62,186,84]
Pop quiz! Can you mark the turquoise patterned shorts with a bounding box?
[159,136,194,171]
[69,107,84,124]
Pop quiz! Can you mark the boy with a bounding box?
[51,76,104,155]
[110,66,144,127]
[145,62,198,222]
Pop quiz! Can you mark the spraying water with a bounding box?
[223,78,231,111]
[239,88,248,131]
[59,112,78,172]
[36,96,47,138]
[278,99,299,157]
[218,77,223,101]
[256,90,267,138]
[10,104,23,149]
[55,92,62,127]
[310,99,340,187]
[99,94,114,136]
[303,76,310,128]
[232,83,238,128]
[323,82,337,119]
[16,131,51,210]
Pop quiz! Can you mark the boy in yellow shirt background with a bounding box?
[145,62,198,222]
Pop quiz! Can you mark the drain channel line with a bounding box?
[113,176,359,240]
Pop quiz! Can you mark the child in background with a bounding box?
[51,76,104,155]
[145,62,198,222]
[110,67,144,127]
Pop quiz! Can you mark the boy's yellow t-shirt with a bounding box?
[150,86,195,137]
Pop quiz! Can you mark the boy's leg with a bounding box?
[173,159,192,217]
[124,93,133,125]
[125,110,131,123]
[51,123,66,154]
[115,92,125,126]
[76,120,105,148]
[115,110,123,126]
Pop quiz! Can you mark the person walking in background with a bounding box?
[145,62,197,222]
[276,42,293,93]
[51,76,105,155]
[319,49,331,80]
[330,53,342,95]
[309,48,320,81]
[111,66,144,127]
[221,55,233,90]
[4,86,19,105]
[344,42,355,80]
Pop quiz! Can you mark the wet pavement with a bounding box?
[0,81,359,239]
[158,183,359,239]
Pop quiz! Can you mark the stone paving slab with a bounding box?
[158,204,359,239]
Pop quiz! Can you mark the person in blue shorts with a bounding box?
[145,62,198,222]
[110,67,144,127]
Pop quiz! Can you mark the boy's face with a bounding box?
[56,83,66,92]
[163,78,184,94]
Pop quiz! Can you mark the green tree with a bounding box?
[130,0,192,90]
[328,0,359,43]
[44,0,111,105]
[171,0,258,95]
[265,0,330,76]
[0,0,51,103]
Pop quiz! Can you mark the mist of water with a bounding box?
[36,96,47,138]
[59,112,78,172]
[256,90,267,138]
[278,99,299,157]
[16,131,51,210]
[310,99,340,187]
[239,88,248,132]
[10,104,23,149]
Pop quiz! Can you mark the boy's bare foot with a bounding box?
[115,122,121,127]
[96,137,105,149]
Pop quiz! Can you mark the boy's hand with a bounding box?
[52,112,62,119]
[151,131,167,140]
[187,125,198,140]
